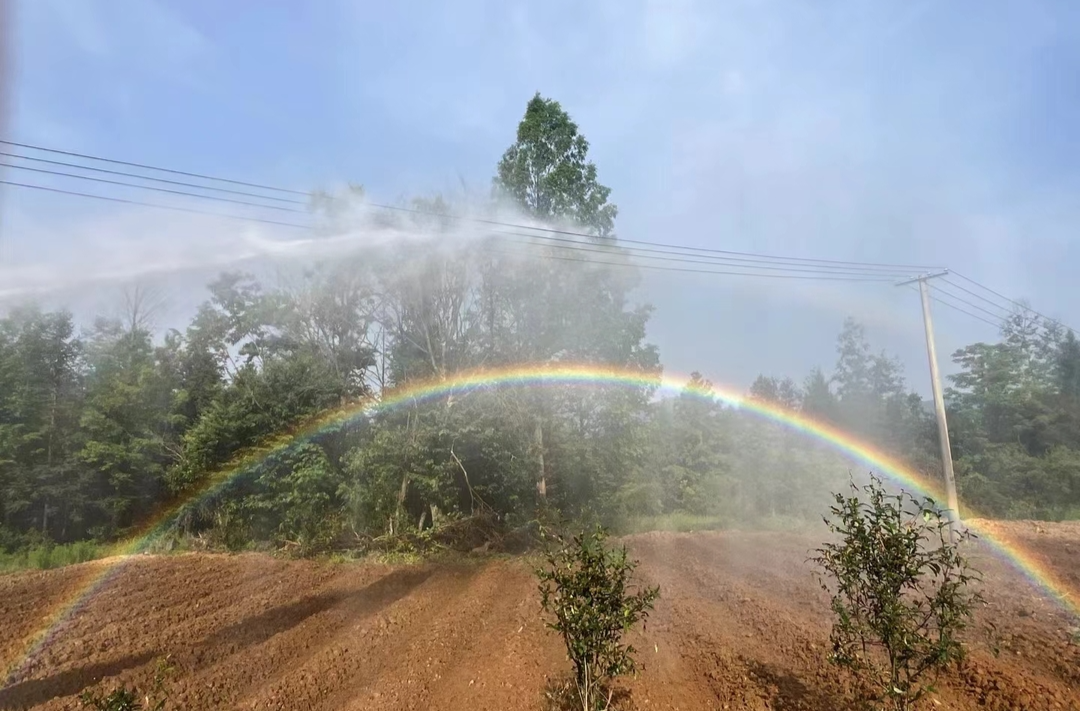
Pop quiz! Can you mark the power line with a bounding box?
[492,227,915,275]
[906,284,1000,329]
[2,138,942,274]
[5,141,1067,327]
[0,139,306,196]
[0,162,307,213]
[929,295,1001,329]
[950,271,1076,333]
[1,169,918,277]
[487,229,916,277]
[0,180,309,229]
[941,278,1016,318]
[491,244,898,281]
[0,151,307,205]
[928,283,1010,322]
[372,201,940,271]
[0,179,898,284]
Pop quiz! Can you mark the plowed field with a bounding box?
[2,521,1078,710]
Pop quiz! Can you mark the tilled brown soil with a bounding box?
[1,521,1078,710]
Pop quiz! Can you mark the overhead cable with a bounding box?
[905,285,1000,329]
[2,138,943,273]
[949,271,1076,333]
[1,173,918,276]
[0,162,306,213]
[0,150,306,205]
[0,180,309,229]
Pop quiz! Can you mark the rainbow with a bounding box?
[3,362,1078,686]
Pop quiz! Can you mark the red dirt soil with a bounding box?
[1,521,1078,710]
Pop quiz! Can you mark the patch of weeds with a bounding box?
[371,549,425,566]
[0,540,106,573]
[325,551,362,565]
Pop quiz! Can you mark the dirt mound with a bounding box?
[1,522,1078,710]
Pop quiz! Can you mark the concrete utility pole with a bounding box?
[897,269,961,542]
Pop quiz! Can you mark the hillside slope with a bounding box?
[1,523,1078,710]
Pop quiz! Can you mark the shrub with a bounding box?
[812,476,982,711]
[536,525,659,711]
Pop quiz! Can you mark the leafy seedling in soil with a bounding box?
[79,656,175,711]
[811,476,983,711]
[536,525,659,711]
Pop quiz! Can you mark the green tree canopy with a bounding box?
[494,92,618,238]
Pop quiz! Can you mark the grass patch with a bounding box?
[0,540,107,574]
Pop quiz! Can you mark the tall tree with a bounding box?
[78,318,174,536]
[0,307,84,541]
[494,93,617,238]
[489,94,658,512]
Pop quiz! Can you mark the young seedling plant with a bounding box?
[537,525,660,711]
[812,476,983,711]
[79,657,174,711]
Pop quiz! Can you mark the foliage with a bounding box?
[946,309,1080,519]
[494,92,618,237]
[79,688,146,711]
[536,526,659,711]
[0,540,104,573]
[812,476,983,711]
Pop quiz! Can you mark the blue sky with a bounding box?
[2,0,1079,391]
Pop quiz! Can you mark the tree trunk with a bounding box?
[395,472,410,532]
[535,418,547,501]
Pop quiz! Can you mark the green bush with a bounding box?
[536,526,659,711]
[812,476,983,711]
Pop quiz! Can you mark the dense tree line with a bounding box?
[749,313,1080,520]
[1,93,1077,555]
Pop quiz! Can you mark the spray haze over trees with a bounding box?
[1,93,1078,563]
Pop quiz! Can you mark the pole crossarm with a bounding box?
[895,269,950,288]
